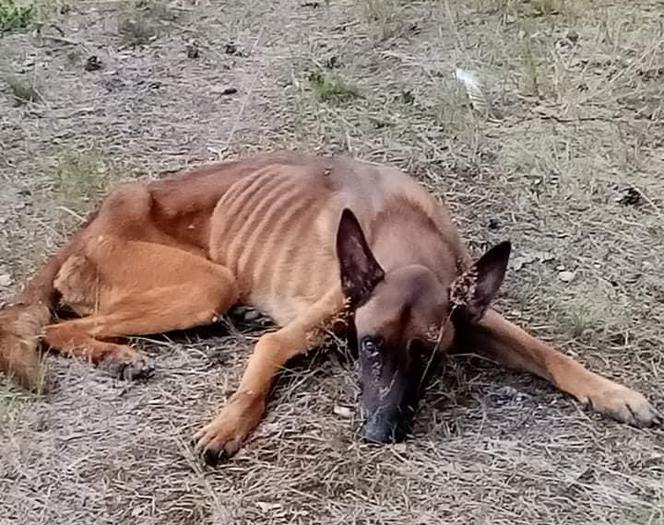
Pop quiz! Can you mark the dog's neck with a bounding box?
[370,215,459,286]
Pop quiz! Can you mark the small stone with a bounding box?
[224,42,238,55]
[0,273,12,287]
[558,270,576,283]
[221,87,237,96]
[333,405,352,418]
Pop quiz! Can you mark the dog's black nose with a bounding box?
[363,425,399,444]
[362,413,407,444]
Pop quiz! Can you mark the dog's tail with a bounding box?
[0,216,94,390]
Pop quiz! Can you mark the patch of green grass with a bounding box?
[530,0,564,17]
[138,0,177,22]
[499,0,574,19]
[554,289,629,344]
[118,12,156,46]
[0,0,34,32]
[47,149,117,217]
[308,69,360,103]
[4,75,42,105]
[117,1,178,46]
[564,303,593,339]
[516,25,553,98]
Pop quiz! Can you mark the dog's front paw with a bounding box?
[194,391,265,466]
[586,382,661,428]
[99,351,154,381]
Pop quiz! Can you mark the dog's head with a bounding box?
[336,209,511,443]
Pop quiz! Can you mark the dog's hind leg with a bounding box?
[43,328,153,380]
[44,236,239,377]
[194,288,342,465]
[460,309,661,427]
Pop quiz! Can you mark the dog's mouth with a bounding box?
[361,405,414,444]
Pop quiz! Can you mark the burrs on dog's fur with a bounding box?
[431,264,479,354]
[449,265,479,311]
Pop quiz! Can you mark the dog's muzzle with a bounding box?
[362,407,409,444]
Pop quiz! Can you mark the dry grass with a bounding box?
[1,0,663,524]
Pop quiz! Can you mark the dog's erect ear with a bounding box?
[451,241,511,323]
[336,209,385,306]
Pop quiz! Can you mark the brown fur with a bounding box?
[0,151,659,463]
[0,304,50,389]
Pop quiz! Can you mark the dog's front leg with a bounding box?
[195,288,341,465]
[194,295,338,465]
[464,309,661,427]
[194,330,302,464]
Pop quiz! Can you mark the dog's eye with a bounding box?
[360,336,383,380]
[360,336,382,356]
[408,339,430,359]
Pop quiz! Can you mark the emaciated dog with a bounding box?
[0,152,659,464]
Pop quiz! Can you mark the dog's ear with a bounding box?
[336,209,385,306]
[450,241,511,323]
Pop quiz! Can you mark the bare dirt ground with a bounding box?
[1,1,663,524]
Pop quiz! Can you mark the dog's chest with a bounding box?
[207,169,343,322]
